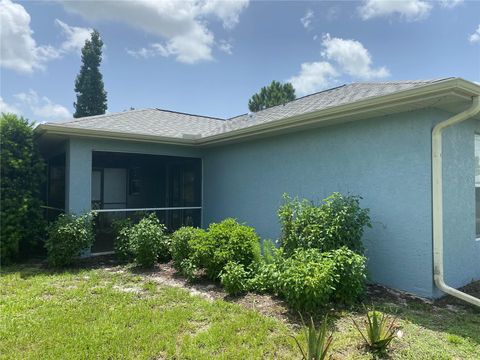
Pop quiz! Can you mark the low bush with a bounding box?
[128,214,170,267]
[276,248,336,311]
[248,262,281,294]
[45,213,95,267]
[191,218,261,280]
[248,242,284,294]
[324,247,367,305]
[170,226,206,272]
[220,261,250,296]
[112,218,134,261]
[278,193,371,256]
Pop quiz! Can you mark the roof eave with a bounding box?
[35,124,197,146]
[197,78,480,146]
[36,78,480,147]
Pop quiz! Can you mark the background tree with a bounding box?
[0,113,45,263]
[73,30,107,118]
[248,80,296,112]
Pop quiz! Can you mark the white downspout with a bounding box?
[432,96,480,307]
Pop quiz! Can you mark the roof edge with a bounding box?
[36,78,480,146]
[198,78,480,145]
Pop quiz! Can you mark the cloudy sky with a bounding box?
[1,0,479,122]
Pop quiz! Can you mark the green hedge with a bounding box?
[0,114,45,263]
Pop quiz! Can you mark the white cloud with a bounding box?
[321,34,389,79]
[288,34,389,96]
[469,24,480,44]
[358,0,432,21]
[288,61,338,96]
[61,0,248,64]
[14,90,71,122]
[439,0,463,9]
[198,0,249,29]
[218,39,233,55]
[0,0,60,73]
[300,10,314,29]
[55,19,92,53]
[0,97,20,114]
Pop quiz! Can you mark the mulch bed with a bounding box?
[32,254,480,322]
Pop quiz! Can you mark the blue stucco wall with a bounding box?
[202,108,480,298]
[441,118,480,295]
[62,108,479,298]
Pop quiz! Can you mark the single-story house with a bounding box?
[35,77,480,301]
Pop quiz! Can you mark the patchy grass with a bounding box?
[0,265,296,359]
[1,264,479,359]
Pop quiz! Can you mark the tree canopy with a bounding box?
[248,81,296,112]
[73,30,107,118]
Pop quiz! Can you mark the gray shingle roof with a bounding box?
[54,108,224,138]
[45,79,452,140]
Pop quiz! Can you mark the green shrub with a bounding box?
[323,247,367,305]
[170,226,206,271]
[278,193,371,256]
[128,214,170,267]
[276,248,336,311]
[45,213,95,267]
[112,218,133,261]
[178,258,197,281]
[192,218,261,280]
[1,114,45,263]
[248,262,281,294]
[248,242,284,294]
[220,261,250,296]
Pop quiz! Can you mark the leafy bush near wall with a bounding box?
[270,247,367,311]
[45,213,95,267]
[0,114,46,264]
[275,248,337,311]
[278,193,371,256]
[112,218,134,261]
[170,226,206,274]
[191,218,261,280]
[220,261,250,296]
[128,214,170,267]
[324,247,367,305]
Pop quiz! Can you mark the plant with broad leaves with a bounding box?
[45,213,95,267]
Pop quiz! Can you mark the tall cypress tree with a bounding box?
[73,30,107,118]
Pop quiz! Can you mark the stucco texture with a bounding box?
[202,109,479,298]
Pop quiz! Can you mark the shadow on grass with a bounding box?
[361,283,480,346]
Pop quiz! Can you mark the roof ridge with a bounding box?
[53,108,155,125]
[348,78,454,86]
[154,108,225,121]
[226,84,348,121]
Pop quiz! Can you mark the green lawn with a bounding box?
[1,264,479,359]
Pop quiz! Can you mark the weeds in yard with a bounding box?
[292,314,333,360]
[352,305,398,355]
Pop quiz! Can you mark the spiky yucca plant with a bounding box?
[292,315,333,360]
[352,306,397,354]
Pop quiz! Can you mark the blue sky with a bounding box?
[1,0,479,122]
